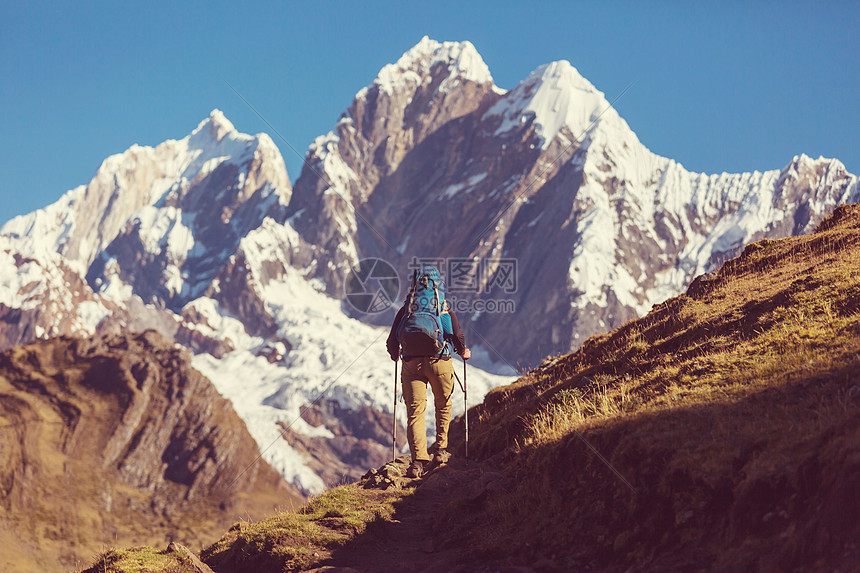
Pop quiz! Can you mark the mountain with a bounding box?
[0,330,299,573]
[0,37,857,495]
[287,38,859,366]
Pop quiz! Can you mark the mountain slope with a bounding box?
[0,330,299,573]
[103,203,860,573]
[453,203,860,570]
[0,109,290,345]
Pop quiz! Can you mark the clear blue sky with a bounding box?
[2,1,858,222]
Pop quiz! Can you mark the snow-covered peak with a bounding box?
[2,110,287,271]
[185,109,260,165]
[362,36,496,97]
[536,60,599,95]
[786,153,839,173]
[484,59,634,150]
[191,108,238,143]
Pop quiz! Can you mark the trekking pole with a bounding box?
[464,357,468,460]
[393,358,398,462]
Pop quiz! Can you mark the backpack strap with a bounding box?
[405,269,418,317]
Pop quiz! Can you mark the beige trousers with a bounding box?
[401,357,456,462]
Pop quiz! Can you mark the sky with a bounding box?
[2,1,858,222]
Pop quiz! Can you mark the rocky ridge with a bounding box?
[0,330,299,572]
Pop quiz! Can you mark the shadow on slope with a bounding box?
[198,360,859,572]
[451,360,860,571]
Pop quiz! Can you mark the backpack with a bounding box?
[396,266,449,357]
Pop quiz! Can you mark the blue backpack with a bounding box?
[396,266,450,357]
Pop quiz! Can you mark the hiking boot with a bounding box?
[431,448,450,466]
[406,459,426,478]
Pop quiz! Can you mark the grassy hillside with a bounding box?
[82,486,406,573]
[458,203,860,570]
[84,204,860,572]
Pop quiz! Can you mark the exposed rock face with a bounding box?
[0,253,102,346]
[288,51,860,366]
[286,37,501,286]
[0,331,300,573]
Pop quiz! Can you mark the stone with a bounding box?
[167,542,216,573]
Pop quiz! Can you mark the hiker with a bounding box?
[387,265,470,478]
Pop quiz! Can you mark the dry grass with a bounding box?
[478,209,860,453]
[82,547,183,573]
[458,204,860,570]
[198,484,408,573]
[84,484,408,573]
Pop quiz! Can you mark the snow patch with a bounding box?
[440,172,488,199]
